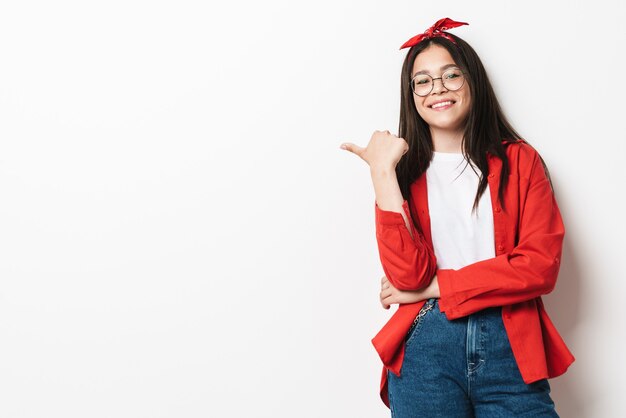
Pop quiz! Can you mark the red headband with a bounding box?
[399,17,468,50]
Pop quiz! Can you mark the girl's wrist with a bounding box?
[370,164,396,177]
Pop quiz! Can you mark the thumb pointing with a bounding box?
[340,142,360,154]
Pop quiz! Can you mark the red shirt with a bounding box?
[372,139,575,408]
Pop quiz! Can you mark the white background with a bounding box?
[1,1,624,417]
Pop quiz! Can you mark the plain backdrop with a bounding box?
[1,1,625,417]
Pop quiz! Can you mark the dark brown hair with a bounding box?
[396,33,552,214]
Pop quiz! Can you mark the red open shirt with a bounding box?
[372,139,575,408]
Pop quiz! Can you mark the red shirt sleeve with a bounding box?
[374,199,438,291]
[437,149,565,320]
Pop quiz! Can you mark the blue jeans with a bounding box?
[387,298,559,417]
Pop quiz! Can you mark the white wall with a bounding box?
[1,1,624,417]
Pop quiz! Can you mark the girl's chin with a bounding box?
[427,122,465,132]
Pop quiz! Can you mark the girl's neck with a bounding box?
[430,128,463,153]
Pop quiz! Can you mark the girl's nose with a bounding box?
[431,78,448,94]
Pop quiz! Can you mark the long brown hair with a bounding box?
[396,33,552,214]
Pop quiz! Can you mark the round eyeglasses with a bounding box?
[410,68,466,97]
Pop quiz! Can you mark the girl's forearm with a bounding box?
[370,165,414,240]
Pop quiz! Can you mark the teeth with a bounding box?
[431,101,454,109]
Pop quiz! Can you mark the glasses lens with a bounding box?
[412,74,433,96]
[442,68,464,91]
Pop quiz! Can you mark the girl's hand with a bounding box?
[380,275,440,309]
[340,130,409,170]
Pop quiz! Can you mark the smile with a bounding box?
[430,100,455,110]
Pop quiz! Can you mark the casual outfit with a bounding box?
[372,139,575,415]
[386,298,558,417]
[426,150,496,269]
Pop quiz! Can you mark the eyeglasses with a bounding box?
[410,68,466,97]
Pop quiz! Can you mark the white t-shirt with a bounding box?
[426,151,496,270]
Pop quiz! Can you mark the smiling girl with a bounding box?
[341,18,574,417]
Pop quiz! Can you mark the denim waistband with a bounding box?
[428,298,502,317]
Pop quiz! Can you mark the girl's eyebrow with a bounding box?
[412,63,459,78]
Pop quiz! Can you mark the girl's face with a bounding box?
[411,44,471,136]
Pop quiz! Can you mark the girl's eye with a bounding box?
[415,78,429,85]
[444,70,462,79]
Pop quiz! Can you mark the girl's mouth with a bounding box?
[430,100,455,110]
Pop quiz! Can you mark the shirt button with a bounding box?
[497,244,504,251]
[488,174,494,178]
[495,207,501,213]
[555,257,560,264]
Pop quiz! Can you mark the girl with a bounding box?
[340,18,575,417]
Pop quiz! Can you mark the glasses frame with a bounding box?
[410,68,466,97]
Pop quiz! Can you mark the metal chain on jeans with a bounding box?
[413,303,435,323]
[411,300,435,327]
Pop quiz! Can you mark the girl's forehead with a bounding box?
[412,47,459,75]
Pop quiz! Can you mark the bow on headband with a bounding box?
[399,17,468,49]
